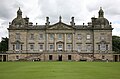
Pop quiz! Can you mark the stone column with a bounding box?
[72,33,75,52]
[64,34,66,51]
[1,55,3,62]
[6,55,8,61]
[118,55,119,62]
[46,33,48,51]
[54,34,56,51]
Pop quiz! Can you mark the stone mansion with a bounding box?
[6,7,114,61]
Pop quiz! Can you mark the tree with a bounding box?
[112,36,120,53]
[0,37,8,53]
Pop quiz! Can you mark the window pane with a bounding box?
[106,45,108,50]
[87,35,90,40]
[50,45,54,50]
[58,34,62,40]
[77,45,81,52]
[16,42,20,50]
[30,34,34,40]
[50,34,54,40]
[100,44,106,51]
[58,44,62,50]
[13,45,15,50]
[68,34,72,40]
[30,45,34,50]
[67,44,72,50]
[78,34,81,40]
[86,45,91,52]
[40,45,43,49]
[21,45,22,50]
[98,45,100,50]
[39,34,43,40]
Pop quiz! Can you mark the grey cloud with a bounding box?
[37,0,85,24]
[86,0,120,16]
[0,0,24,20]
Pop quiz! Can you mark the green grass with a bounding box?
[0,62,120,79]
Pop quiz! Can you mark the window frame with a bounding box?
[49,44,54,50]
[87,34,91,40]
[67,34,72,40]
[30,34,34,40]
[39,34,43,40]
[58,34,62,40]
[39,44,43,50]
[30,44,34,50]
[49,34,54,40]
[77,34,82,40]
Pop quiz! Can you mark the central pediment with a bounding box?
[47,22,74,30]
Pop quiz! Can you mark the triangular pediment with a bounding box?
[47,22,74,30]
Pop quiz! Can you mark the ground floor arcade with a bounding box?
[0,53,119,62]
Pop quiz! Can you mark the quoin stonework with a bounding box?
[5,7,114,61]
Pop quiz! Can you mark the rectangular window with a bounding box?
[50,44,54,50]
[87,35,91,40]
[86,45,91,52]
[40,44,43,50]
[13,45,15,50]
[39,34,43,40]
[102,56,105,59]
[30,34,34,40]
[100,44,106,51]
[49,55,53,60]
[16,33,20,40]
[16,55,19,59]
[77,44,81,52]
[98,45,100,50]
[16,42,20,50]
[68,55,71,60]
[78,34,81,40]
[68,34,72,40]
[58,34,62,40]
[50,34,54,40]
[30,45,34,50]
[106,45,108,50]
[67,44,72,50]
[21,45,22,50]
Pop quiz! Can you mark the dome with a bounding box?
[11,7,26,25]
[12,17,26,25]
[95,17,109,25]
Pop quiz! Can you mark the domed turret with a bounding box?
[95,7,109,26]
[95,17,109,25]
[12,7,26,25]
[17,7,22,17]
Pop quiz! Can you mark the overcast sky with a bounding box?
[0,0,120,41]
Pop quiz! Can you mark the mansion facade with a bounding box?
[6,7,114,61]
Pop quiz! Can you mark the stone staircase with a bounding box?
[24,54,42,61]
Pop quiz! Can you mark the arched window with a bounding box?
[100,43,106,51]
[16,42,20,50]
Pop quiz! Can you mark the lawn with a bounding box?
[0,62,120,79]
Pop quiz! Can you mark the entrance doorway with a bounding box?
[58,55,62,61]
[3,55,6,61]
[0,55,2,61]
[49,55,53,60]
[114,55,118,62]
